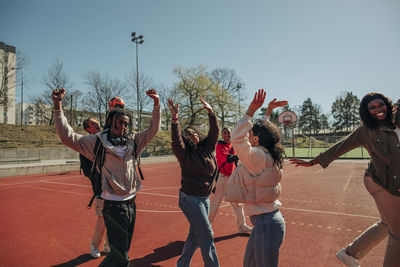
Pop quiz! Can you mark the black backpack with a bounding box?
[83,136,144,208]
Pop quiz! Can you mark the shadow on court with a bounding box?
[129,233,249,266]
[50,253,103,267]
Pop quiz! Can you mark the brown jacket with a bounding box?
[316,122,400,196]
[171,113,219,197]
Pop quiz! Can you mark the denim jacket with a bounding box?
[316,123,400,196]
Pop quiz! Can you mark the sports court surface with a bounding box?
[0,160,386,266]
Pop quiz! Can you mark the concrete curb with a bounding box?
[0,155,177,178]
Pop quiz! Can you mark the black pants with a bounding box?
[99,198,136,267]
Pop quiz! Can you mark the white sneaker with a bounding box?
[90,245,101,258]
[336,248,360,267]
[238,224,253,234]
[103,243,110,253]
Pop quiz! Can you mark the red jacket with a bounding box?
[216,140,236,177]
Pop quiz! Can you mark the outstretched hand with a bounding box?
[167,98,179,117]
[289,158,314,167]
[200,98,213,114]
[266,98,288,117]
[146,89,160,106]
[246,89,266,117]
[52,88,66,102]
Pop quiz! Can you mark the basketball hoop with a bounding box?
[278,111,297,126]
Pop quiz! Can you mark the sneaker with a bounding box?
[103,244,110,253]
[336,248,360,267]
[90,245,101,258]
[238,224,253,234]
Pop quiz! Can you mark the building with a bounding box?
[0,42,16,124]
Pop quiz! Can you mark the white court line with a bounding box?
[17,184,380,219]
[281,207,380,219]
[141,186,180,191]
[39,180,91,188]
[343,174,353,191]
[138,191,178,198]
[136,209,181,213]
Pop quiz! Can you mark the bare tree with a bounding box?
[157,84,173,130]
[209,68,243,127]
[173,65,215,126]
[84,71,125,126]
[126,70,155,130]
[36,59,72,125]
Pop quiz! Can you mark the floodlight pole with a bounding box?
[131,32,144,131]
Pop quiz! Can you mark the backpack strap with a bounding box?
[87,137,104,209]
[134,138,144,180]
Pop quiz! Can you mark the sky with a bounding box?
[1,0,399,117]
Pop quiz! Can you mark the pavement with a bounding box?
[0,154,177,178]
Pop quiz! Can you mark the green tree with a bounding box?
[298,98,321,134]
[331,91,360,132]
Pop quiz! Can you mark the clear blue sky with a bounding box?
[1,0,399,116]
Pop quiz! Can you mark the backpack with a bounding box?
[84,136,144,209]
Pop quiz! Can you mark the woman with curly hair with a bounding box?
[291,92,400,267]
[225,89,286,267]
[168,97,220,267]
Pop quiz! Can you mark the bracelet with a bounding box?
[172,117,178,120]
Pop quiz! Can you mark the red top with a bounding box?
[216,140,236,177]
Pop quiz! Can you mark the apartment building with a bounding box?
[0,42,16,124]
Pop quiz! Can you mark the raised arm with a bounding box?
[134,89,161,156]
[200,98,219,151]
[168,98,186,162]
[52,88,97,160]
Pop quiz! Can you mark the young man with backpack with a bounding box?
[80,117,110,258]
[53,88,161,267]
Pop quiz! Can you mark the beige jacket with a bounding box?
[225,115,282,216]
[54,107,160,196]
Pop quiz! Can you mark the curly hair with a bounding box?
[182,126,206,149]
[252,120,285,169]
[359,92,395,129]
[104,108,134,135]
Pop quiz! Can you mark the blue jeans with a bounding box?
[244,209,285,267]
[177,191,220,267]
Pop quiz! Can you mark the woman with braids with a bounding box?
[167,97,220,267]
[52,88,160,267]
[225,89,285,267]
[290,93,400,267]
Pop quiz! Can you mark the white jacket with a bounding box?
[225,114,282,216]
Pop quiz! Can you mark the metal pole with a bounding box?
[20,70,23,125]
[70,94,73,126]
[292,124,295,157]
[136,42,141,131]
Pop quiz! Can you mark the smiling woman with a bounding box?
[290,92,400,267]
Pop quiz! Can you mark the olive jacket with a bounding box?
[316,123,400,196]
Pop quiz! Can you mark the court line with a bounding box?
[19,184,380,219]
[343,174,353,191]
[21,185,89,196]
[281,207,380,219]
[39,180,91,188]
